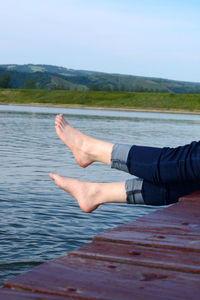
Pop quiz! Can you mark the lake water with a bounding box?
[1,105,200,284]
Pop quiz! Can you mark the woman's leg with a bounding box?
[126,142,200,184]
[50,173,126,213]
[55,114,200,184]
[55,114,113,167]
[142,179,200,206]
[111,142,200,184]
[50,172,200,213]
[118,176,200,207]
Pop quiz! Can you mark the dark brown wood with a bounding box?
[94,225,200,251]
[115,200,200,232]
[69,240,200,273]
[137,200,200,228]
[94,201,200,252]
[2,191,200,299]
[3,256,200,300]
[0,288,71,299]
[179,190,200,202]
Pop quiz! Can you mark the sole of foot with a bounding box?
[49,172,99,213]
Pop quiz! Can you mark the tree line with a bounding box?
[0,73,11,88]
[1,71,200,94]
[0,73,37,89]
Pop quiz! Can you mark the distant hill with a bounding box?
[0,64,200,93]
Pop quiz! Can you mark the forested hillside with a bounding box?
[0,64,200,93]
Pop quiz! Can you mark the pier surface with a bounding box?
[1,191,200,299]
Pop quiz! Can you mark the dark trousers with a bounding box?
[128,141,200,205]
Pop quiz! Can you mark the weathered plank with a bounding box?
[94,201,200,251]
[69,240,200,273]
[3,256,200,300]
[179,190,200,202]
[94,226,200,251]
[2,192,200,299]
[123,200,200,232]
[0,288,71,299]
[136,200,200,230]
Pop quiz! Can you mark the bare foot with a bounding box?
[55,114,94,168]
[50,173,126,213]
[50,172,100,212]
[55,114,114,167]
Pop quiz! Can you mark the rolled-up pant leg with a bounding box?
[111,143,200,206]
[123,174,200,206]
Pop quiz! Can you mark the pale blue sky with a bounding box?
[0,0,200,82]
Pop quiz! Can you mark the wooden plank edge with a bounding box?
[0,288,70,299]
[2,283,85,300]
[68,251,200,274]
[93,236,200,252]
[179,190,200,202]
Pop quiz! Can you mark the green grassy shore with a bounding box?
[1,89,200,113]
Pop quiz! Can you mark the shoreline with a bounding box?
[1,102,200,115]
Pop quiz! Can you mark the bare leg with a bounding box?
[55,114,113,167]
[50,173,126,213]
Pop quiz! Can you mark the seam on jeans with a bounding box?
[111,159,127,163]
[127,190,141,195]
[134,192,145,204]
[127,190,143,204]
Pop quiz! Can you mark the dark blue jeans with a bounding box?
[111,141,200,206]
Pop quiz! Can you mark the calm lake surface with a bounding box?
[1,105,200,284]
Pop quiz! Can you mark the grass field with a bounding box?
[1,89,200,112]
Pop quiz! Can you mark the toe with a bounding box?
[55,114,63,122]
[49,172,55,180]
[50,173,63,187]
[55,119,62,127]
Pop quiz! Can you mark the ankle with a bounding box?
[92,140,113,166]
[80,136,98,161]
[87,182,102,205]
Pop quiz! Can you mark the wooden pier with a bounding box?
[1,191,200,299]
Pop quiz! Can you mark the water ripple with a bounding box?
[1,105,199,284]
